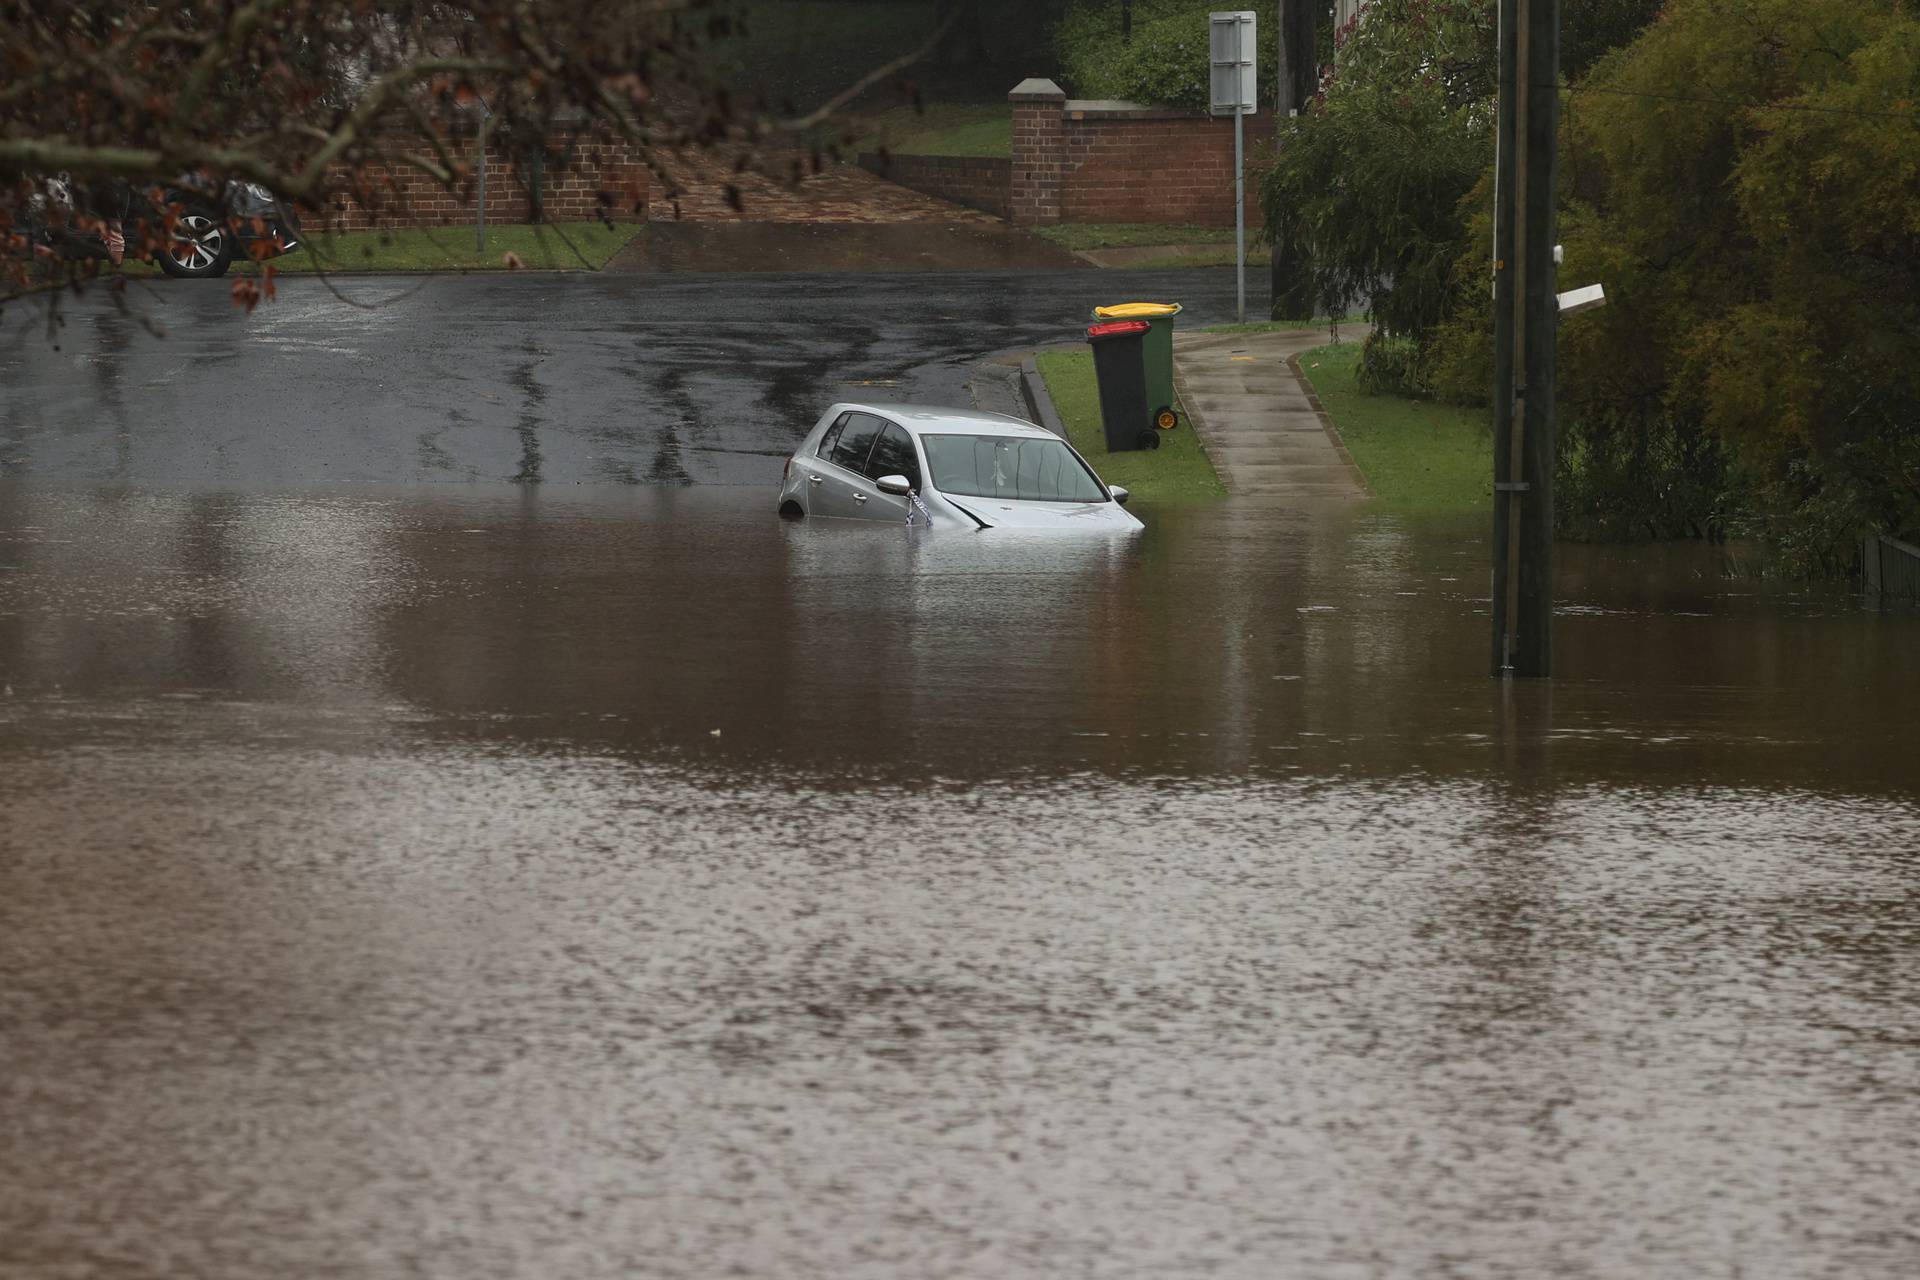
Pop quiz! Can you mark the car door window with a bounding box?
[814,412,851,460]
[864,422,921,492]
[828,413,884,474]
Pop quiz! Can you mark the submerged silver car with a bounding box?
[777,403,1143,531]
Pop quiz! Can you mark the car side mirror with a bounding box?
[1108,486,1130,507]
[875,474,913,496]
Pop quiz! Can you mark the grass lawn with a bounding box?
[122,222,640,276]
[1035,350,1226,503]
[1033,223,1244,251]
[843,102,1011,157]
[278,222,638,273]
[1294,343,1492,512]
[1034,224,1270,269]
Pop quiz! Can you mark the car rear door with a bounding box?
[813,412,886,519]
[793,412,849,513]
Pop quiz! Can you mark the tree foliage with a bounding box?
[1259,0,1496,379]
[1434,0,1920,559]
[1258,0,1663,388]
[0,0,956,306]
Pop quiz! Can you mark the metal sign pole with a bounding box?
[1211,10,1256,325]
[1234,104,1245,324]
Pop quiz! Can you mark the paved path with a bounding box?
[1172,327,1370,501]
[649,150,1000,224]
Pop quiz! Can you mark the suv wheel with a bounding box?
[158,210,233,278]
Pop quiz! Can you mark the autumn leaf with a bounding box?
[502,251,524,270]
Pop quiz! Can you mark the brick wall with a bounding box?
[314,131,649,231]
[854,153,1012,220]
[1007,80,1271,228]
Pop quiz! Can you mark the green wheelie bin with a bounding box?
[1093,302,1182,433]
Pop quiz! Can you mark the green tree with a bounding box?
[1258,0,1664,387]
[1434,0,1920,558]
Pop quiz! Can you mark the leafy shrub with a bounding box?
[1055,1,1278,110]
[1355,333,1426,398]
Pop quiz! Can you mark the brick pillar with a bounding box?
[1008,78,1066,226]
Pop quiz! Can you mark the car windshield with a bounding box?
[921,434,1108,503]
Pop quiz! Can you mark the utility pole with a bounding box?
[1270,0,1318,320]
[1488,0,1560,677]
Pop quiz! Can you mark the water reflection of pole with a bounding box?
[1488,0,1560,678]
[1496,672,1553,782]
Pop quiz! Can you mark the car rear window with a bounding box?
[815,412,850,460]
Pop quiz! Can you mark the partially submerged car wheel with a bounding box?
[158,209,233,279]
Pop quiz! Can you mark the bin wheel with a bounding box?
[1153,405,1179,431]
[1135,430,1162,451]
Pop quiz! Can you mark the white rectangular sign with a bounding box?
[1210,11,1257,116]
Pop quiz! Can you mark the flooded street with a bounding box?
[3,485,1916,1279]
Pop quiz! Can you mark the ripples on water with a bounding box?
[2,487,1917,1279]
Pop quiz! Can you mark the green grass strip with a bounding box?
[125,222,643,276]
[1035,349,1226,504]
[1032,223,1244,251]
[1294,343,1492,512]
[844,103,1012,157]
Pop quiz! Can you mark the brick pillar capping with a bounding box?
[1008,77,1066,227]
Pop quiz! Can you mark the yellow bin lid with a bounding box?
[1093,302,1182,319]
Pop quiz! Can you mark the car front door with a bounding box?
[814,412,886,519]
[861,421,922,524]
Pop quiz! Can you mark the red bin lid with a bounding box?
[1086,320,1150,339]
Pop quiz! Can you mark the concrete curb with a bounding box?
[1020,357,1070,439]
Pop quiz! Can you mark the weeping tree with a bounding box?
[1258,0,1496,387]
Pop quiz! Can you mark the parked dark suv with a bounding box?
[153,180,302,278]
[26,177,301,278]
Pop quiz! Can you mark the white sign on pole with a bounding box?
[1211,11,1256,321]
[1209,11,1257,116]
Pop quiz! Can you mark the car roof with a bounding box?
[830,403,1055,440]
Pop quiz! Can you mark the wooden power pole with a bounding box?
[1489,0,1560,678]
[1270,0,1319,320]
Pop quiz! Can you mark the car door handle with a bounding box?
[806,474,823,485]
[852,493,868,504]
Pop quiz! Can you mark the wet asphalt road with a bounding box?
[0,268,1270,489]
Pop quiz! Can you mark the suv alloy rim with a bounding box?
[169,214,225,271]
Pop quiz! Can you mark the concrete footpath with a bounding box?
[1172,328,1370,500]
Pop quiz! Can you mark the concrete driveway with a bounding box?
[1,267,1273,489]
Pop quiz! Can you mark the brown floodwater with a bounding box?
[2,485,1917,1279]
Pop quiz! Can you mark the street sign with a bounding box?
[1209,11,1257,116]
